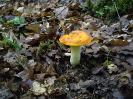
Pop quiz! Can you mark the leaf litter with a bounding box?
[0,0,133,99]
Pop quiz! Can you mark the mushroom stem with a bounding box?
[70,46,81,66]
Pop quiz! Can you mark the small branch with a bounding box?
[112,0,121,20]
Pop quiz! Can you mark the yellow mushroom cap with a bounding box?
[59,30,91,46]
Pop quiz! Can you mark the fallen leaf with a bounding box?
[25,24,41,33]
[108,39,130,46]
[91,66,104,74]
[15,69,34,82]
[54,6,68,19]
[113,89,124,99]
[112,43,133,51]
[126,57,133,66]
[34,73,58,81]
[100,26,115,34]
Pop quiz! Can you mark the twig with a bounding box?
[111,0,121,20]
[112,0,123,30]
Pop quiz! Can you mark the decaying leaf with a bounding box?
[34,73,58,82]
[15,69,34,82]
[100,26,115,34]
[54,6,68,19]
[0,86,14,99]
[91,66,104,74]
[31,75,67,96]
[108,39,130,46]
[7,76,22,92]
[70,79,96,91]
[31,81,46,95]
[126,57,133,66]
[112,43,133,51]
[91,43,101,53]
[25,24,41,33]
[113,89,124,99]
[119,71,133,85]
[120,17,130,29]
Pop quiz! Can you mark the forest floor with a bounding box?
[0,0,133,99]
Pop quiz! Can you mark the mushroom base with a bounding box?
[70,46,81,66]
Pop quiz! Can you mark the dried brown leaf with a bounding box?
[100,27,115,34]
[34,73,58,81]
[126,57,133,66]
[108,39,130,46]
[112,43,133,51]
[54,6,68,19]
[7,76,22,92]
[91,66,104,74]
[15,68,34,82]
[25,24,41,33]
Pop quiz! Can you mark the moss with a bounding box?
[37,40,54,53]
[85,0,133,24]
[103,60,113,68]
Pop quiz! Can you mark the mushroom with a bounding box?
[59,30,91,66]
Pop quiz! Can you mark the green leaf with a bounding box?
[6,20,14,24]
[2,38,22,51]
[2,39,9,48]
[104,6,111,10]
[8,38,13,42]
[6,16,25,25]
[0,15,4,23]
[10,41,22,51]
[13,17,25,24]
[96,11,104,17]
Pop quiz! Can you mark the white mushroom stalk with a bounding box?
[70,46,81,66]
